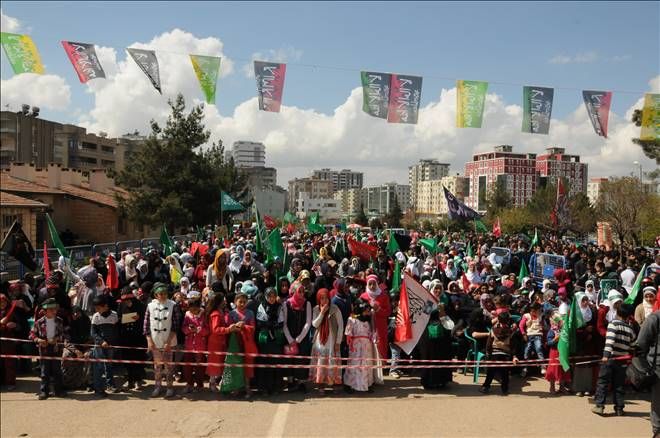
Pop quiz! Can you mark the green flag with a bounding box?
[558,296,580,372]
[160,225,173,256]
[190,54,221,104]
[339,220,347,232]
[254,203,268,255]
[313,247,320,262]
[530,228,539,248]
[624,264,647,305]
[419,237,438,255]
[221,191,244,213]
[1,32,45,74]
[307,212,325,234]
[390,259,402,293]
[266,228,285,264]
[517,259,530,285]
[386,234,401,256]
[474,219,488,233]
[466,241,473,259]
[283,211,299,224]
[45,213,68,258]
[334,237,347,260]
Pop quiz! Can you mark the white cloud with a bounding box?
[78,28,234,135]
[549,51,599,64]
[1,74,71,110]
[242,46,303,78]
[0,9,21,33]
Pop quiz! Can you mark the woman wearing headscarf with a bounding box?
[193,253,211,291]
[418,299,454,390]
[206,249,234,293]
[635,287,658,326]
[124,254,138,285]
[359,274,391,360]
[309,288,344,392]
[573,291,598,397]
[255,287,285,395]
[206,293,231,393]
[117,286,147,390]
[287,258,303,283]
[61,305,91,390]
[0,293,20,389]
[283,281,312,392]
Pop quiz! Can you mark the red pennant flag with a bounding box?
[191,242,209,256]
[285,223,296,234]
[347,236,378,262]
[263,215,277,230]
[43,241,50,279]
[461,273,471,292]
[394,278,413,343]
[106,254,119,290]
[493,217,501,238]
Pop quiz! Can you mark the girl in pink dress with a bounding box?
[343,299,375,393]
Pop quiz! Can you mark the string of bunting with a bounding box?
[1,31,658,139]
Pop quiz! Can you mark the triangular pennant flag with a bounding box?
[390,259,402,294]
[518,259,530,285]
[394,277,412,343]
[190,54,221,104]
[530,228,539,248]
[1,32,45,74]
[558,295,579,372]
[45,213,68,259]
[474,219,488,233]
[127,48,162,93]
[624,264,647,305]
[61,41,105,83]
[160,225,173,256]
[386,234,401,256]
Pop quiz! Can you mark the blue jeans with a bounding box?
[594,360,626,409]
[524,335,544,360]
[389,343,402,373]
[92,347,115,392]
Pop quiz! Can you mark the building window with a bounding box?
[2,214,20,230]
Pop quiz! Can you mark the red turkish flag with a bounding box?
[347,236,378,262]
[263,215,277,229]
[394,278,412,343]
[493,217,501,238]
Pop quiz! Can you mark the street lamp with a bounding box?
[633,161,643,246]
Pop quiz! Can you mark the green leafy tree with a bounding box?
[116,94,248,229]
[596,176,650,247]
[485,179,512,219]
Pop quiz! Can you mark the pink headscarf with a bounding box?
[287,281,307,311]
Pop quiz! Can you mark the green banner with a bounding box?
[190,54,221,104]
[640,93,660,141]
[221,191,244,212]
[456,80,488,128]
[1,32,44,74]
[45,213,67,258]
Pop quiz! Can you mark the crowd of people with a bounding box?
[0,226,659,431]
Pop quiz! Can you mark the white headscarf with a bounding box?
[643,287,656,317]
[575,292,592,323]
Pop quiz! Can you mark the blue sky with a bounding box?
[2,1,658,121]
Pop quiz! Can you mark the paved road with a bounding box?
[0,373,652,437]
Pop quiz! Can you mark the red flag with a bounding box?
[347,236,378,262]
[190,242,208,256]
[263,215,277,230]
[43,241,50,279]
[285,223,296,234]
[461,273,471,292]
[493,217,501,238]
[106,254,119,290]
[394,278,413,342]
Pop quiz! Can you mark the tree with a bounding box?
[355,204,368,226]
[369,217,383,230]
[116,94,248,229]
[384,195,403,228]
[596,177,650,248]
[567,193,597,237]
[485,179,512,219]
[421,219,434,232]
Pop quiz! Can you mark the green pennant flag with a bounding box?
[160,225,174,256]
[266,228,285,264]
[339,220,347,232]
[624,264,647,305]
[530,228,539,248]
[474,219,488,233]
[221,191,244,213]
[254,203,269,255]
[307,212,325,234]
[419,237,438,255]
[390,259,402,293]
[386,234,401,256]
[518,259,530,285]
[283,211,299,224]
[334,238,348,260]
[558,296,580,372]
[45,213,68,258]
[190,54,221,104]
[466,241,474,259]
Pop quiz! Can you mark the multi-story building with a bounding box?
[242,166,278,188]
[464,145,538,211]
[0,110,144,172]
[311,168,364,191]
[287,178,333,212]
[408,159,450,208]
[415,175,470,219]
[536,147,588,197]
[363,183,410,217]
[231,141,266,168]
[253,185,287,218]
[296,192,341,222]
[587,177,609,205]
[333,188,364,220]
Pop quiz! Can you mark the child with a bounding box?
[206,293,231,393]
[343,299,376,393]
[91,295,119,397]
[545,311,571,394]
[181,298,209,394]
[480,312,519,395]
[592,303,635,417]
[519,302,546,377]
[221,292,256,398]
[29,298,67,399]
[143,282,183,398]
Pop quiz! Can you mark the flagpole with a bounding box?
[219,192,223,227]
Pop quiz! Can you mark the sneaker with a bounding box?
[614,409,625,417]
[390,371,401,379]
[165,388,175,398]
[111,386,122,394]
[540,367,546,375]
[38,392,48,400]
[576,392,584,397]
[591,405,605,416]
[151,385,162,398]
